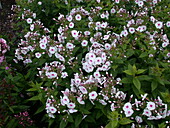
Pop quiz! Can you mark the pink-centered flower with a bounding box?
[89,91,98,100]
[143,109,152,117]
[146,102,156,110]
[71,30,79,38]
[155,21,163,29]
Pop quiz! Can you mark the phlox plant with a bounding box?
[10,0,170,127]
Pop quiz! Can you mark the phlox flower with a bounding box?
[110,8,116,13]
[69,22,74,28]
[115,0,120,3]
[35,52,42,58]
[123,102,132,111]
[79,86,88,94]
[103,35,110,40]
[167,53,170,57]
[166,21,170,27]
[67,102,76,109]
[89,91,98,100]
[93,71,101,78]
[143,109,152,117]
[40,43,46,49]
[110,103,115,111]
[84,31,91,36]
[101,22,108,28]
[138,1,144,7]
[38,1,42,5]
[96,22,101,27]
[135,116,143,123]
[81,40,88,46]
[61,72,68,78]
[49,47,56,54]
[61,96,70,105]
[49,72,57,78]
[99,99,107,105]
[95,57,102,65]
[155,21,163,29]
[104,43,111,50]
[27,18,33,24]
[124,109,134,117]
[67,15,73,22]
[129,27,135,34]
[75,14,82,21]
[77,97,85,104]
[71,30,79,38]
[48,106,57,114]
[66,42,74,49]
[146,102,156,110]
[68,109,78,113]
[30,24,34,31]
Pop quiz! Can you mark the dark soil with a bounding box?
[0,0,16,38]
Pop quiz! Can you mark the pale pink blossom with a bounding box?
[89,91,98,100]
[147,102,156,110]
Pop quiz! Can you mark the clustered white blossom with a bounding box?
[13,0,170,126]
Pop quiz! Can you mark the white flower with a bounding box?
[30,24,34,31]
[27,18,33,24]
[40,43,46,49]
[49,47,56,54]
[123,102,132,111]
[129,27,135,34]
[35,52,42,58]
[100,13,106,19]
[67,102,75,109]
[150,16,156,23]
[155,21,163,29]
[61,72,68,78]
[99,99,107,105]
[146,102,156,110]
[143,109,152,117]
[141,93,148,100]
[66,42,74,49]
[110,8,116,13]
[138,1,144,7]
[49,72,57,78]
[121,30,128,37]
[135,116,143,123]
[69,109,78,113]
[71,30,79,38]
[79,86,88,94]
[101,22,108,28]
[111,103,115,111]
[49,107,57,114]
[89,91,98,100]
[38,1,42,5]
[75,14,82,21]
[115,0,120,3]
[77,97,85,104]
[81,40,88,46]
[87,65,94,72]
[166,21,170,27]
[69,22,74,28]
[61,96,70,105]
[84,31,91,36]
[67,15,73,22]
[96,22,101,27]
[105,43,111,50]
[124,109,134,117]
[95,57,102,65]
[93,71,101,78]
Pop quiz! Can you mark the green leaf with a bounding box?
[123,70,133,75]
[139,52,148,58]
[28,96,39,101]
[35,105,45,115]
[107,111,119,120]
[67,115,74,122]
[105,120,118,128]
[133,77,141,91]
[60,120,68,128]
[151,81,158,91]
[121,77,132,83]
[136,69,146,74]
[79,107,91,114]
[84,115,96,123]
[137,75,152,81]
[158,122,167,128]
[96,110,103,119]
[27,88,37,91]
[75,114,82,127]
[119,118,133,125]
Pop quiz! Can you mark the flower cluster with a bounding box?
[14,111,34,127]
[0,38,9,64]
[13,0,170,127]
